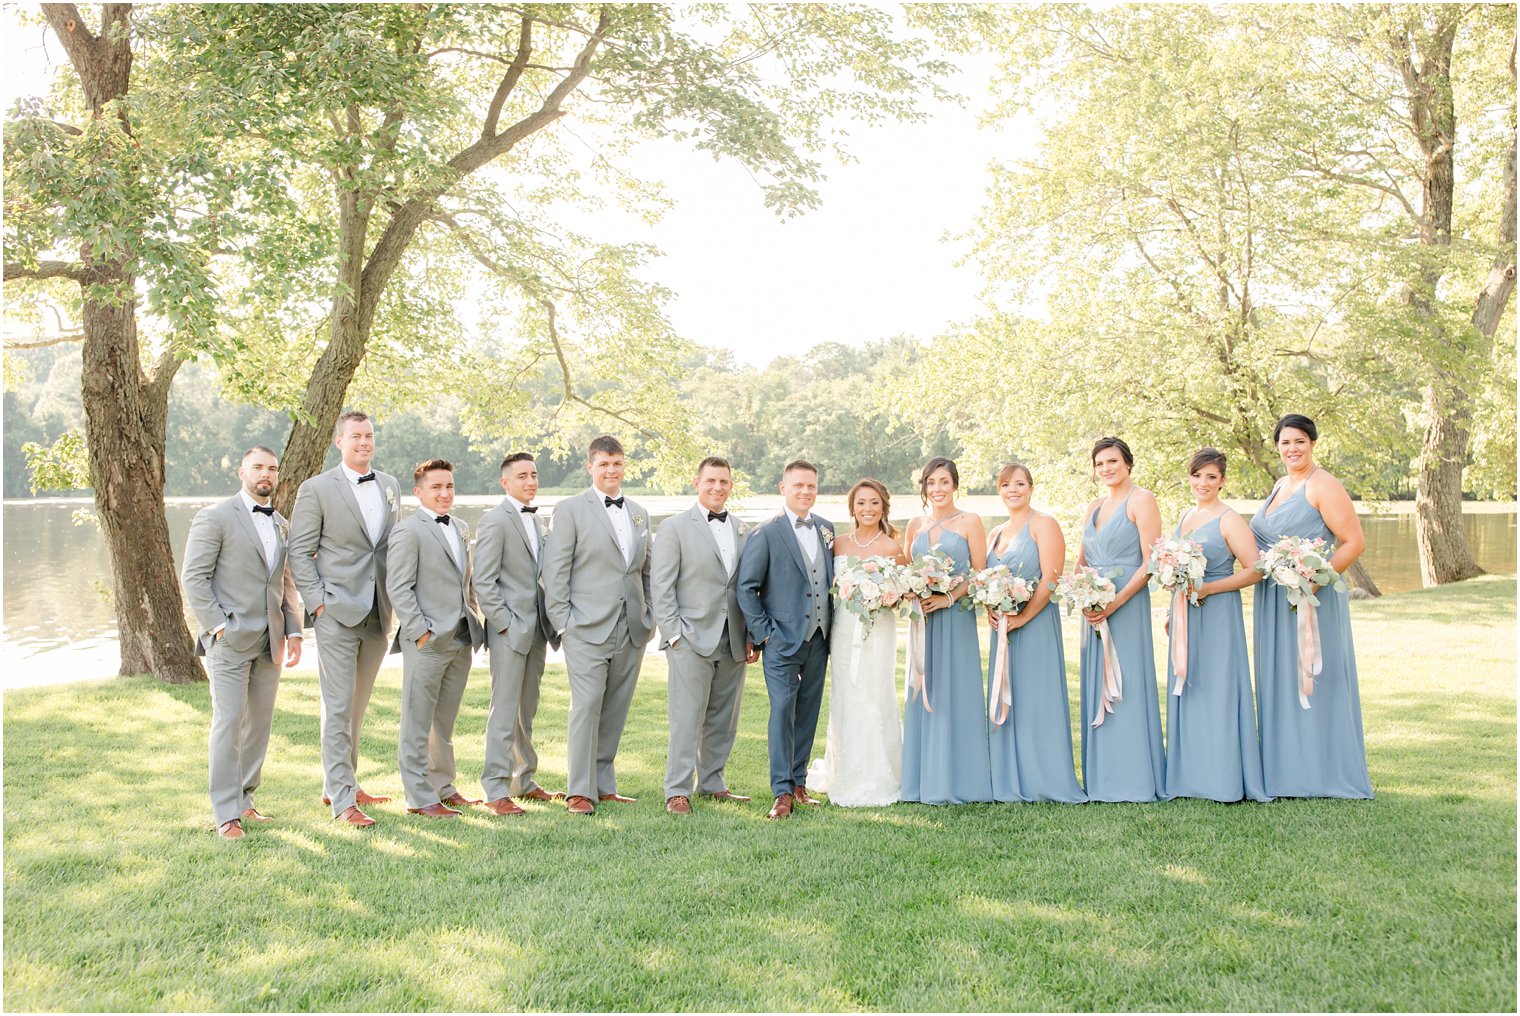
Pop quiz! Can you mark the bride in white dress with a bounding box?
[807,478,907,806]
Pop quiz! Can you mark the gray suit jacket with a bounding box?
[651,504,749,659]
[471,498,558,654]
[386,510,485,653]
[181,495,302,663]
[287,465,401,628]
[541,487,653,646]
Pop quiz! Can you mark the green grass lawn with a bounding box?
[4,577,1515,1012]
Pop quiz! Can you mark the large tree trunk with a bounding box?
[44,3,204,681]
[1392,10,1485,586]
[81,287,202,682]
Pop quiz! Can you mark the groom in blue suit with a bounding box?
[737,460,835,819]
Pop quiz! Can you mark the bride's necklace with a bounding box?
[848,525,882,550]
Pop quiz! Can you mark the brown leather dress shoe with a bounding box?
[240,807,274,823]
[516,787,566,802]
[338,806,375,827]
[441,792,482,807]
[218,819,245,840]
[598,793,637,803]
[767,793,795,820]
[793,786,823,806]
[322,788,392,807]
[665,796,692,815]
[566,795,596,815]
[483,798,526,817]
[407,802,462,819]
[703,790,751,803]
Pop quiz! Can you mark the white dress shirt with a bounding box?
[706,508,736,575]
[420,506,465,571]
[342,462,386,544]
[784,505,821,565]
[599,487,634,566]
[240,489,278,573]
[504,494,540,561]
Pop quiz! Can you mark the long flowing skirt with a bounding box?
[807,609,901,807]
[988,603,1085,803]
[902,604,993,804]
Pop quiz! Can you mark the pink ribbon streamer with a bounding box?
[1296,600,1321,709]
[989,615,1011,726]
[1170,587,1189,696]
[1089,619,1123,728]
[905,615,932,712]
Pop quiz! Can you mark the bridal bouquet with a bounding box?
[972,565,1037,726]
[1147,535,1208,606]
[1148,535,1207,696]
[831,555,908,637]
[967,565,1037,616]
[1052,567,1123,727]
[1253,535,1343,609]
[1254,535,1343,710]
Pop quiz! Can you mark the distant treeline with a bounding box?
[4,338,963,499]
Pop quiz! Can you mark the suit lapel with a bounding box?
[775,513,810,582]
[271,511,289,577]
[423,513,464,577]
[689,504,724,570]
[333,469,373,547]
[585,488,623,559]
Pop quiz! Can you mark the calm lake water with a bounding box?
[3,494,1513,686]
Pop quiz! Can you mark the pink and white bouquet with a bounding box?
[1254,535,1343,609]
[967,565,1037,616]
[1147,535,1208,606]
[831,555,908,636]
[1053,566,1124,727]
[1050,566,1118,620]
[1254,535,1343,710]
[899,550,960,620]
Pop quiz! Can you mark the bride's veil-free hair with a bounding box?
[847,478,898,540]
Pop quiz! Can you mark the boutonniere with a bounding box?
[821,530,834,548]
[277,521,290,541]
[385,487,396,508]
[632,514,645,529]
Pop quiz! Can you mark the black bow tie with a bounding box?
[434,514,451,525]
[251,504,275,516]
[707,510,729,523]
[356,472,377,484]
[793,516,815,529]
[520,505,538,514]
[604,496,625,508]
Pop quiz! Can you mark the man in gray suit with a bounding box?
[181,447,303,840]
[287,410,402,827]
[541,435,653,815]
[472,452,563,816]
[651,456,759,815]
[387,459,485,818]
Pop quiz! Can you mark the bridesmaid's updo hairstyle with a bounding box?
[997,462,1034,488]
[918,456,960,506]
[1187,447,1227,477]
[1090,436,1134,467]
[1273,413,1319,442]
[847,478,898,539]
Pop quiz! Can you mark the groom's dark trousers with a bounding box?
[762,630,829,797]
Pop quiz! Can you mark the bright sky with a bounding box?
[2,6,1030,367]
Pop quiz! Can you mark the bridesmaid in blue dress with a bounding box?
[1076,437,1166,802]
[901,457,994,804]
[1250,414,1373,798]
[985,462,1085,803]
[1163,448,1271,802]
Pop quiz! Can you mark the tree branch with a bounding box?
[541,294,660,441]
[4,259,88,282]
[483,14,535,139]
[4,333,84,349]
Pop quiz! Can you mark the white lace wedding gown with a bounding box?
[807,605,902,806]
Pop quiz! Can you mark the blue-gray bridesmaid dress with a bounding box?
[986,521,1085,803]
[1163,512,1271,802]
[1078,493,1167,802]
[1249,479,1373,798]
[901,520,994,804]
